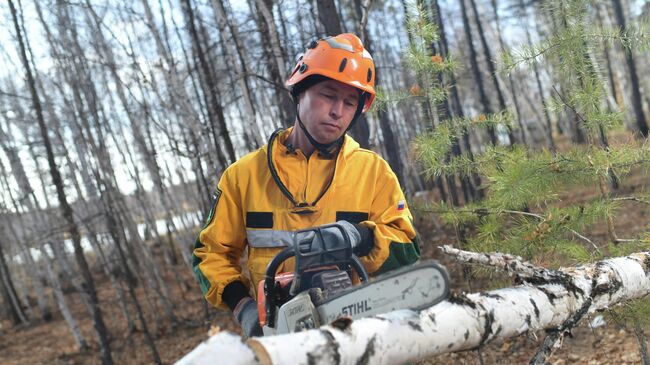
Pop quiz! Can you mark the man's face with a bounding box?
[297,79,360,144]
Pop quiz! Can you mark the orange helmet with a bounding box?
[286,33,376,112]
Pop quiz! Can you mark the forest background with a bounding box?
[0,0,649,364]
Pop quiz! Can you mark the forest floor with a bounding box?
[1,148,649,364]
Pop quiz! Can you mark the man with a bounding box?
[192,33,420,338]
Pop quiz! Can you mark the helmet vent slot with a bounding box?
[367,68,372,82]
[338,58,347,72]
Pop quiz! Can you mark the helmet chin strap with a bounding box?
[295,93,367,157]
[296,104,340,156]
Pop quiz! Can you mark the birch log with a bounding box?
[177,248,650,365]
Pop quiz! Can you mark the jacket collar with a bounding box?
[263,127,360,210]
[264,127,360,160]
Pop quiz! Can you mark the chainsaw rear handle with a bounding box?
[263,225,369,329]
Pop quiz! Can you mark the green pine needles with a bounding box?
[384,1,650,267]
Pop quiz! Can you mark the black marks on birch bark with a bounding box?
[493,325,503,338]
[480,292,504,300]
[591,262,622,298]
[529,298,540,319]
[307,329,341,365]
[408,320,423,332]
[448,292,477,309]
[355,335,376,365]
[537,287,559,305]
[479,309,496,345]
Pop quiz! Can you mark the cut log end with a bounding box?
[247,338,271,365]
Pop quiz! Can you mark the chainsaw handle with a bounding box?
[263,246,369,328]
[263,247,294,329]
[349,255,370,282]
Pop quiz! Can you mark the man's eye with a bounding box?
[321,93,335,99]
[345,100,357,107]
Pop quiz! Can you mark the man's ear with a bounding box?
[296,89,307,105]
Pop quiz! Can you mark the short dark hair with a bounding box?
[289,74,331,100]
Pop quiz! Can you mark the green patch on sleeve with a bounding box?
[374,235,421,275]
[192,188,223,296]
[202,188,221,229]
[192,239,212,296]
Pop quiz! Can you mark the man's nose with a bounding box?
[329,99,344,119]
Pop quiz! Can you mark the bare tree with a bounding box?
[252,0,295,127]
[0,226,27,325]
[39,244,88,350]
[180,0,236,164]
[211,0,264,146]
[7,1,113,363]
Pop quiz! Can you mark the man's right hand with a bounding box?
[233,297,263,338]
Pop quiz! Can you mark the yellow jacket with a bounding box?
[193,128,420,310]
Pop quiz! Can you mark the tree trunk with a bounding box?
[0,110,52,323]
[315,0,371,148]
[0,234,28,325]
[611,0,649,138]
[178,247,650,364]
[211,0,264,146]
[490,0,524,144]
[519,0,556,151]
[180,0,236,164]
[433,0,480,202]
[253,0,294,127]
[460,0,497,145]
[354,0,404,183]
[468,0,514,145]
[83,2,182,267]
[40,245,89,349]
[8,1,113,363]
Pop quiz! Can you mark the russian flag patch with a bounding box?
[397,200,406,211]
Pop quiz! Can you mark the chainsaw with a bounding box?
[256,224,450,336]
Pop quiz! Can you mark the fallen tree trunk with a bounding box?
[177,248,650,365]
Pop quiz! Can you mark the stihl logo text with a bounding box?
[341,299,372,316]
[288,304,305,316]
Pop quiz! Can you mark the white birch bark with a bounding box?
[177,248,650,365]
[39,245,88,349]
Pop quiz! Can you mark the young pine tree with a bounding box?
[379,0,650,361]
